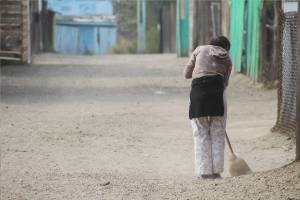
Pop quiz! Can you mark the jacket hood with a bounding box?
[208,45,229,59]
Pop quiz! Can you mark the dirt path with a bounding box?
[1,54,298,199]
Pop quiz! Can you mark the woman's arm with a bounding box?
[224,61,232,87]
[183,48,199,79]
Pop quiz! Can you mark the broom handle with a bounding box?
[225,131,235,155]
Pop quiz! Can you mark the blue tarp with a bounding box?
[47,0,113,16]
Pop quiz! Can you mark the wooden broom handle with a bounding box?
[225,131,235,155]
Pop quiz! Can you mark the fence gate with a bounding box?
[0,0,30,63]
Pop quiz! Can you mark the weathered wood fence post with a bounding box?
[296,2,300,161]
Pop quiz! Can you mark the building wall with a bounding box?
[55,22,116,55]
[47,0,116,55]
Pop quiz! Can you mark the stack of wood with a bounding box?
[0,0,29,62]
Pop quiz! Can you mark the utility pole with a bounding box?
[296,2,300,161]
[137,0,146,53]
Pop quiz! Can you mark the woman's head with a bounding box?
[209,36,230,51]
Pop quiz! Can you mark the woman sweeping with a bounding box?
[184,36,232,179]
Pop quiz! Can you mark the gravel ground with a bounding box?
[1,54,299,200]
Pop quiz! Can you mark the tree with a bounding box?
[112,0,161,54]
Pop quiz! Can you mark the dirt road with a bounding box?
[1,54,298,199]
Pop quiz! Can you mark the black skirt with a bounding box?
[189,75,224,119]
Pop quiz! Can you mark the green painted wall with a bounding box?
[230,0,261,81]
[245,0,261,81]
[229,0,246,73]
[176,0,189,57]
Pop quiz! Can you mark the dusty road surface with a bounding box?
[1,54,299,199]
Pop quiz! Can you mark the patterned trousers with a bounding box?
[190,92,227,176]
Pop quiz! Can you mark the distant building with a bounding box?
[282,0,298,13]
[47,0,113,16]
[47,0,117,55]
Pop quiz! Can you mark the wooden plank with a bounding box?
[22,51,28,57]
[0,6,21,12]
[0,23,21,27]
[0,50,22,54]
[22,19,28,24]
[296,1,300,161]
[1,16,21,19]
[0,56,21,61]
[22,51,28,61]
[1,0,22,3]
[22,32,28,38]
[1,34,22,40]
[0,17,21,23]
[22,37,29,45]
[0,30,21,34]
[0,32,21,38]
[0,2,21,6]
[0,11,21,15]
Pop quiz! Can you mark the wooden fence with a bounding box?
[0,0,30,63]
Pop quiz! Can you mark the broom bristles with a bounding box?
[229,156,252,177]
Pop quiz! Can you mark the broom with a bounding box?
[225,131,252,176]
